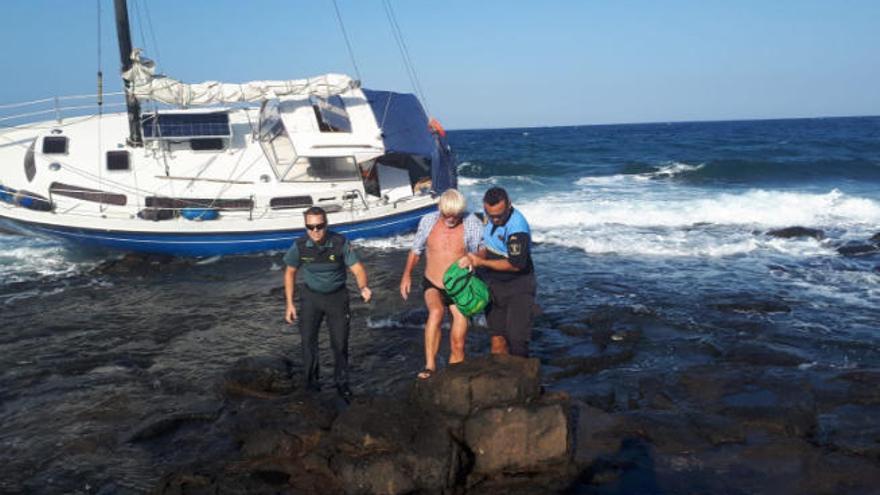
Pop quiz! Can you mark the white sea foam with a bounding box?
[353,233,414,250]
[653,162,705,177]
[0,236,98,283]
[520,188,879,257]
[575,161,704,186]
[457,177,483,187]
[520,189,880,230]
[458,175,544,187]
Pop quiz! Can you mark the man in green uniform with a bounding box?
[283,207,372,399]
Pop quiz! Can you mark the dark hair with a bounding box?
[483,187,509,206]
[303,206,327,222]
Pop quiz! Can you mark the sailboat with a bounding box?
[0,0,455,256]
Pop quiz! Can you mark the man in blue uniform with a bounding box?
[460,187,536,357]
[283,206,372,399]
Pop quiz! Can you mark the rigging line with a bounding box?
[390,6,429,116]
[382,0,418,97]
[380,90,393,128]
[131,1,153,124]
[97,0,104,212]
[210,149,260,208]
[131,0,149,54]
[97,0,102,112]
[132,144,141,209]
[331,0,362,82]
[141,0,163,72]
[383,0,430,115]
[384,0,419,88]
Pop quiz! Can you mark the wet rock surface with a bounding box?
[150,335,880,494]
[766,226,825,240]
[709,294,792,314]
[545,305,880,494]
[836,241,880,257]
[155,355,580,494]
[411,354,541,416]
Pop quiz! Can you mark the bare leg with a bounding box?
[491,335,509,355]
[422,289,445,375]
[448,304,468,364]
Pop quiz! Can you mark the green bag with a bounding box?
[443,262,490,317]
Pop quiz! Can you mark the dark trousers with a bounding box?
[486,274,537,357]
[299,286,351,389]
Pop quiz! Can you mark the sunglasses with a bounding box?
[305,223,327,231]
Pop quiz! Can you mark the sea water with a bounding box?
[1,116,878,492]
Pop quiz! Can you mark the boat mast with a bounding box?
[113,0,143,147]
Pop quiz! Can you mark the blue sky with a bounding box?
[1,0,878,129]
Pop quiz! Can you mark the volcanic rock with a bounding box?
[722,342,807,367]
[766,226,825,240]
[411,354,541,416]
[836,241,880,257]
[816,404,880,459]
[709,295,791,314]
[221,356,295,398]
[156,354,585,494]
[330,397,468,494]
[464,397,570,476]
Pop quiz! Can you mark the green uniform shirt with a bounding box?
[283,233,359,293]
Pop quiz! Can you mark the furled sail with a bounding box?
[122,50,358,106]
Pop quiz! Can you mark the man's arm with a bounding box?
[284,266,298,324]
[399,251,421,300]
[349,262,372,302]
[467,233,531,272]
[472,256,520,272]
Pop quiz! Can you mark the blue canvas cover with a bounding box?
[362,89,456,193]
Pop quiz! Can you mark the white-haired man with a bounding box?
[400,189,483,379]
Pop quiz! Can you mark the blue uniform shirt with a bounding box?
[481,208,533,280]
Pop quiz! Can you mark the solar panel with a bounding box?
[141,112,231,140]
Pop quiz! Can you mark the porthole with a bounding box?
[42,136,68,154]
[106,150,130,171]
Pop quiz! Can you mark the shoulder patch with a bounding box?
[509,242,522,256]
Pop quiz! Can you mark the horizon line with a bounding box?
[448,113,880,133]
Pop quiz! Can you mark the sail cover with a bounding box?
[122,50,357,106]
[363,89,457,193]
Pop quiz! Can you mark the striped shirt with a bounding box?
[411,211,484,255]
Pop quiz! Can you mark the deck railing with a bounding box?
[0,93,127,128]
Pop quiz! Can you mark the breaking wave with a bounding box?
[520,189,880,230]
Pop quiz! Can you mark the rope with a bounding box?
[97,0,105,211]
[96,0,103,112]
[331,0,362,82]
[131,0,149,56]
[382,0,430,116]
[142,0,163,73]
[380,90,393,128]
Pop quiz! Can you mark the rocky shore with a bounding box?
[3,233,878,494]
[150,355,584,494]
[136,331,880,495]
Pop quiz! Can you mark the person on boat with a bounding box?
[459,187,537,357]
[399,189,483,379]
[283,206,372,399]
